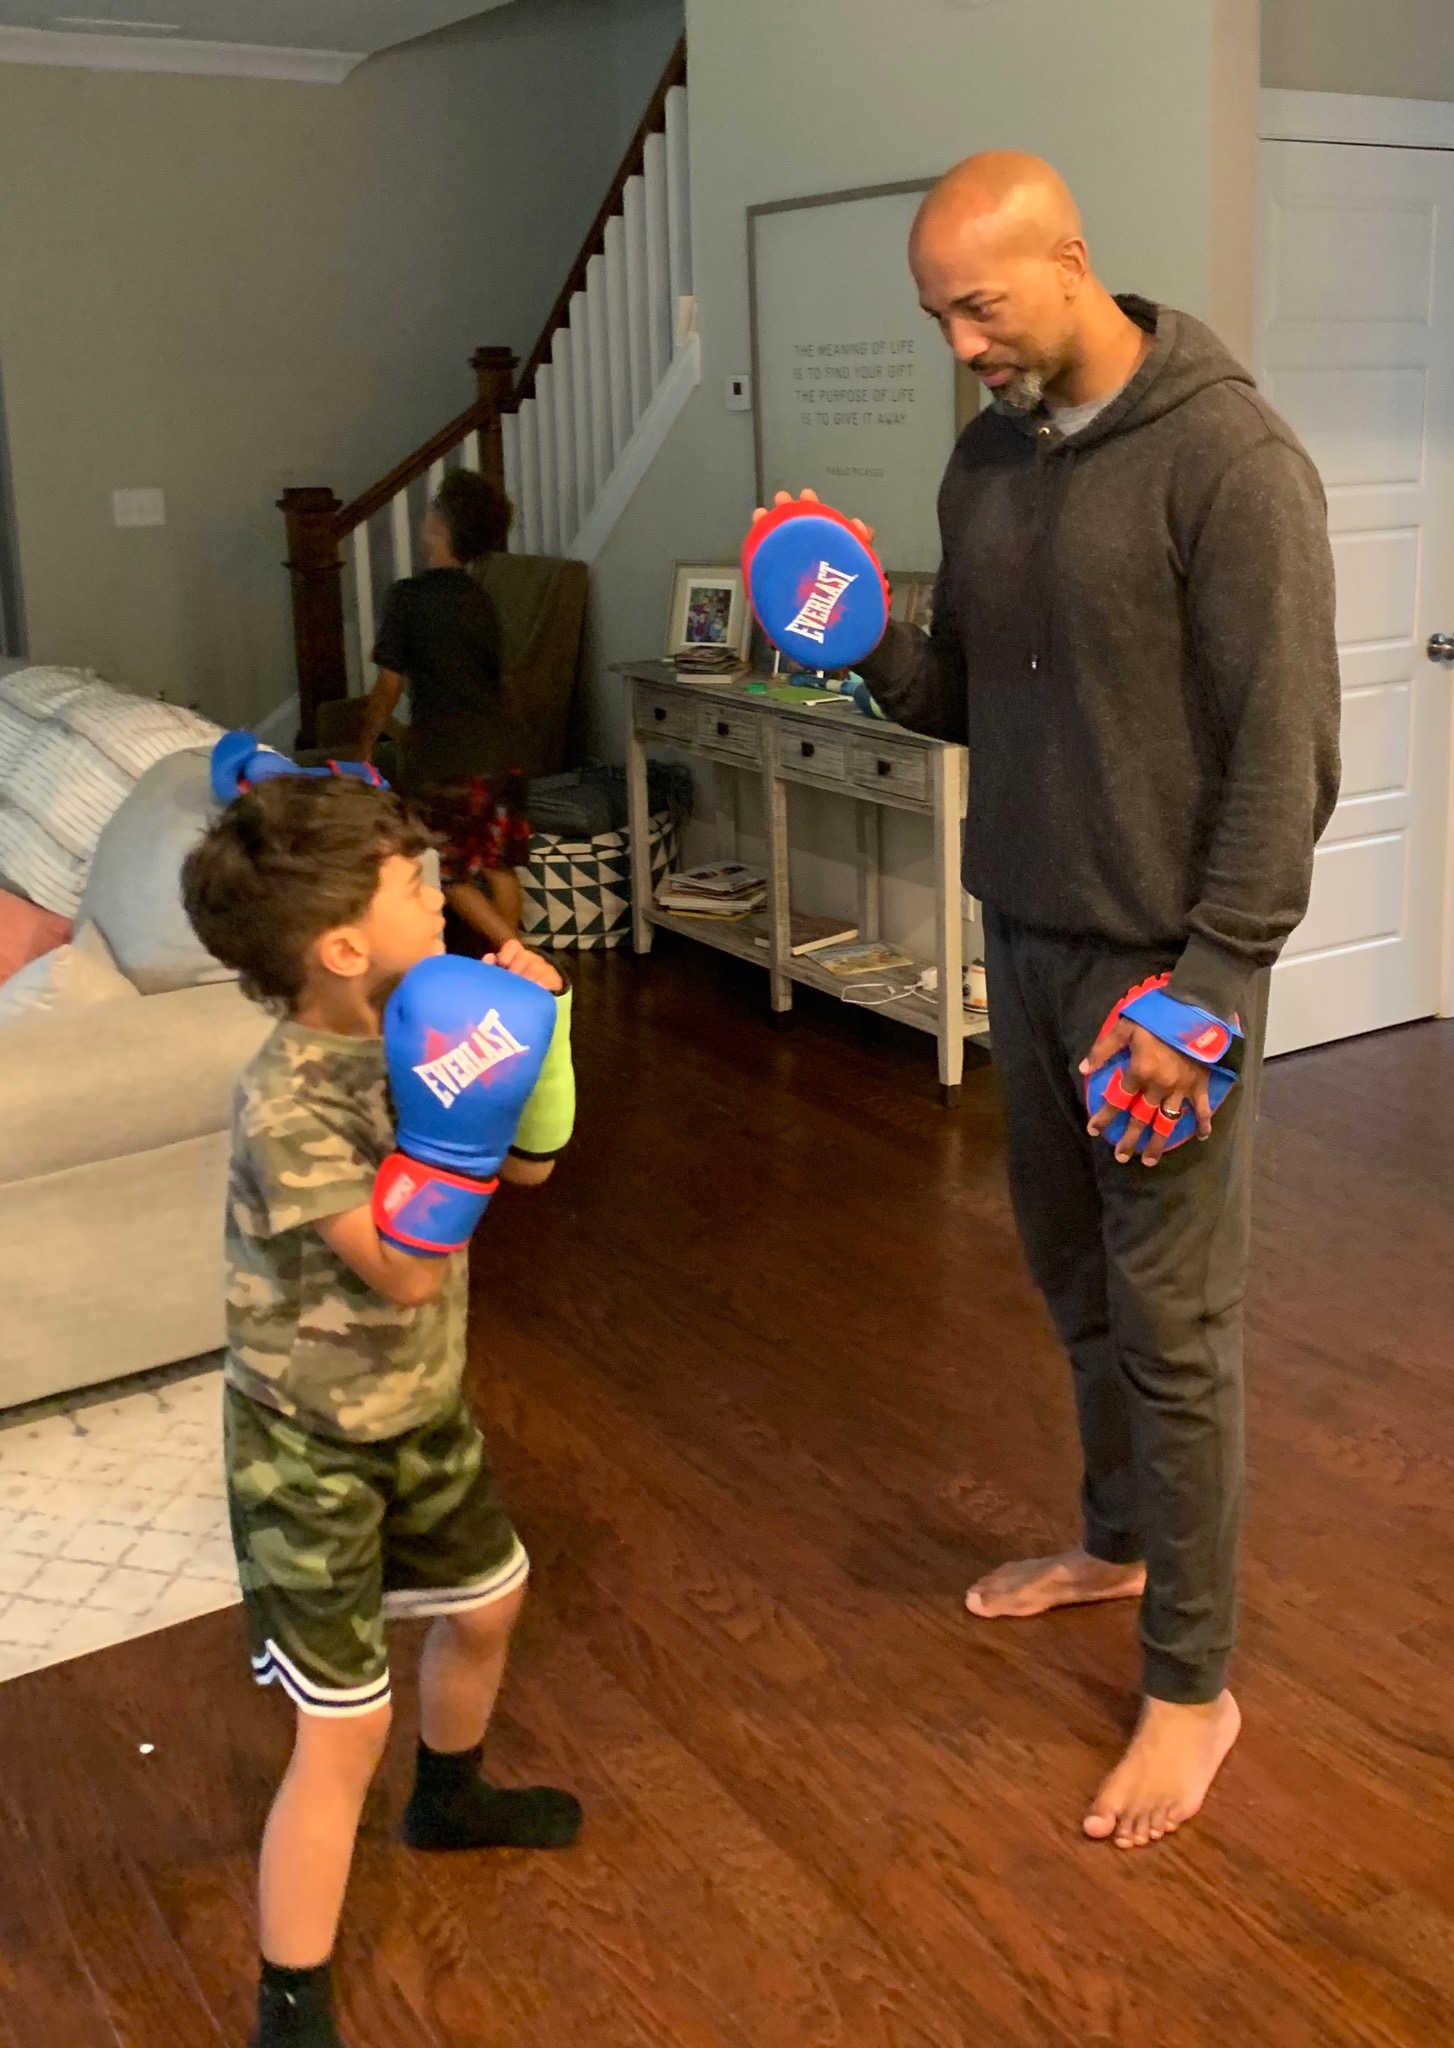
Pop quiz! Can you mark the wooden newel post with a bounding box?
[469,345,519,501]
[279,486,347,749]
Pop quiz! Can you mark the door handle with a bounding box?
[1428,632,1454,667]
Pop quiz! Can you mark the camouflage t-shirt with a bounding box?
[223,1021,468,1442]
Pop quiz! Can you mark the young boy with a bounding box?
[182,772,579,2048]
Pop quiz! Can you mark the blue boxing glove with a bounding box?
[209,729,388,804]
[372,956,558,1256]
[1084,973,1242,1156]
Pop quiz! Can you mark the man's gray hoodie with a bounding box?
[860,296,1341,1026]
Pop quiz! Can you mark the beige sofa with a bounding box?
[0,668,271,1409]
[0,980,272,1407]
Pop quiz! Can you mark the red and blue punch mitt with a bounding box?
[741,499,890,672]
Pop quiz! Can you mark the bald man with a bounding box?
[831,154,1339,1845]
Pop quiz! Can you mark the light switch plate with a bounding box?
[725,373,752,412]
[113,488,166,528]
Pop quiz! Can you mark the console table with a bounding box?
[619,660,986,1103]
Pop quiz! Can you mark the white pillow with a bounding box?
[76,745,235,994]
[0,919,142,1027]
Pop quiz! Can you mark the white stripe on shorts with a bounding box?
[252,1637,392,1720]
[381,1537,530,1621]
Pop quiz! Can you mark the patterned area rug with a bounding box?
[0,1361,237,1684]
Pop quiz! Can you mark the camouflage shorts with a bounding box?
[224,1387,527,1718]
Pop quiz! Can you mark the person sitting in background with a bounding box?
[428,771,534,958]
[359,469,530,949]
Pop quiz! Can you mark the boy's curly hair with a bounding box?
[182,775,432,1013]
[433,467,512,564]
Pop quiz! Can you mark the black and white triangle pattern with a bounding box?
[520,811,680,951]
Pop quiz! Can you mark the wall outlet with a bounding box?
[113,488,166,528]
[725,373,752,412]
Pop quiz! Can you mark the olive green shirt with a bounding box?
[223,1022,467,1442]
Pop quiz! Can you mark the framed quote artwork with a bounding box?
[748,180,963,573]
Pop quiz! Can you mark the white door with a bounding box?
[1255,140,1454,1056]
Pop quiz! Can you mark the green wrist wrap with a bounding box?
[510,986,575,1158]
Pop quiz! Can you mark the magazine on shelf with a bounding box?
[752,913,860,958]
[812,939,917,979]
[660,862,766,900]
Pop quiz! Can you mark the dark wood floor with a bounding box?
[1,940,1451,2048]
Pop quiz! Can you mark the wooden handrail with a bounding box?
[339,398,490,533]
[338,346,518,533]
[513,33,686,406]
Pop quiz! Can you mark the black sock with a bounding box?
[402,1740,582,1852]
[253,1959,343,2048]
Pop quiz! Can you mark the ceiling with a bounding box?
[0,1,515,58]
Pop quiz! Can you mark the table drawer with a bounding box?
[777,726,850,782]
[635,689,697,743]
[696,704,762,762]
[849,738,930,802]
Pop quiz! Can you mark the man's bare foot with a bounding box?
[1083,1692,1241,1849]
[964,1546,1146,1620]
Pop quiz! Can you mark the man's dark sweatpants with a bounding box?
[983,906,1269,1707]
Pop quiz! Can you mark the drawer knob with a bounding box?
[716,720,730,738]
[653,706,667,722]
[800,741,815,759]
[876,758,892,777]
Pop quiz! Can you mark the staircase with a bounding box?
[279,36,694,748]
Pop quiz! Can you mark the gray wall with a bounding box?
[1263,0,1454,102]
[0,0,683,723]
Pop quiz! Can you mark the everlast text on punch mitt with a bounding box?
[1084,974,1242,1156]
[742,498,890,672]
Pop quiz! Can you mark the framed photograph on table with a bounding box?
[666,564,752,662]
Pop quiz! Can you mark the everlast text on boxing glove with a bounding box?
[373,956,558,1256]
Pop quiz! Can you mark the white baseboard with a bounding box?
[253,695,299,747]
[568,332,702,565]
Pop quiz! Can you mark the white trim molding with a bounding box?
[1261,88,1454,151]
[568,325,701,565]
[0,25,362,83]
[253,694,300,747]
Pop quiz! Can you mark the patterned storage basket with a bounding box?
[520,810,680,951]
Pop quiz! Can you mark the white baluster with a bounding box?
[570,292,592,528]
[622,173,651,427]
[536,363,561,555]
[603,215,632,463]
[390,487,412,580]
[585,254,611,500]
[643,132,671,389]
[517,399,543,557]
[427,457,445,500]
[461,430,481,472]
[551,329,578,552]
[352,521,375,686]
[665,84,692,308]
[500,410,523,552]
